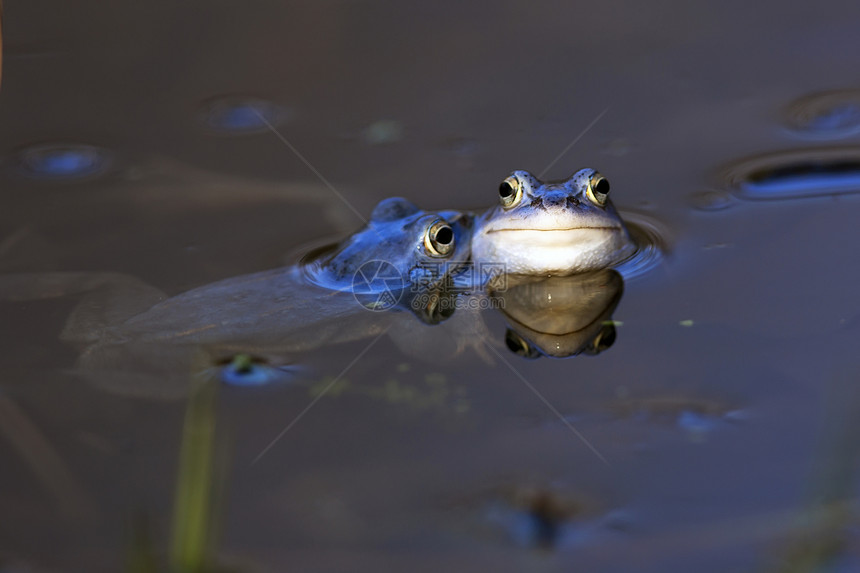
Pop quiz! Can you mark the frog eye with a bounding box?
[424,219,455,257]
[585,173,610,206]
[498,176,523,208]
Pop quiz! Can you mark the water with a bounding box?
[2,2,860,572]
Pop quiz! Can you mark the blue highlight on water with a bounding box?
[199,97,287,134]
[16,144,109,179]
[725,148,860,200]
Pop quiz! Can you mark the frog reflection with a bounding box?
[491,270,623,359]
[384,269,625,362]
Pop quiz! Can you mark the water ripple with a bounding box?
[614,211,669,280]
[723,146,860,200]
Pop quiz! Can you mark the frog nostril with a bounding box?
[542,193,567,207]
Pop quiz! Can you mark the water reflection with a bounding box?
[198,96,289,134]
[492,270,623,359]
[0,269,628,399]
[13,143,111,180]
[723,146,860,200]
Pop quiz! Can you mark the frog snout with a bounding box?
[541,190,569,208]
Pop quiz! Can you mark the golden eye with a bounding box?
[424,219,455,257]
[585,173,610,206]
[498,176,523,208]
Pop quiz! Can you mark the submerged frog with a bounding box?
[1,198,472,396]
[472,169,636,275]
[108,196,470,348]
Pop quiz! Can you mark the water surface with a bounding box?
[2,2,860,572]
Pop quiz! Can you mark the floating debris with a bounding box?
[783,90,860,140]
[198,96,289,134]
[723,147,860,200]
[362,119,404,145]
[14,143,111,180]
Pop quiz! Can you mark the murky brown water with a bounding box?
[2,2,860,572]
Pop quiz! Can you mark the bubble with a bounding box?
[723,147,860,200]
[15,143,111,179]
[199,96,289,134]
[783,90,860,140]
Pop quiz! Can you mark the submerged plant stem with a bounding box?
[169,375,219,572]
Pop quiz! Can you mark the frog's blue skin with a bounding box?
[472,169,635,276]
[303,197,471,292]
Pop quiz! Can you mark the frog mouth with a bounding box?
[485,226,622,233]
[483,226,625,246]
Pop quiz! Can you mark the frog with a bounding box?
[471,169,636,276]
[105,197,471,347]
[0,197,472,396]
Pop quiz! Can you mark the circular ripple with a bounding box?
[199,96,288,134]
[783,90,860,140]
[14,143,111,180]
[723,146,860,200]
[614,211,669,280]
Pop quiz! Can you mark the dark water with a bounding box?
[2,2,860,572]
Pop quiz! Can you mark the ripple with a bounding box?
[614,211,669,280]
[198,96,288,134]
[783,90,860,140]
[723,147,860,200]
[14,143,111,179]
